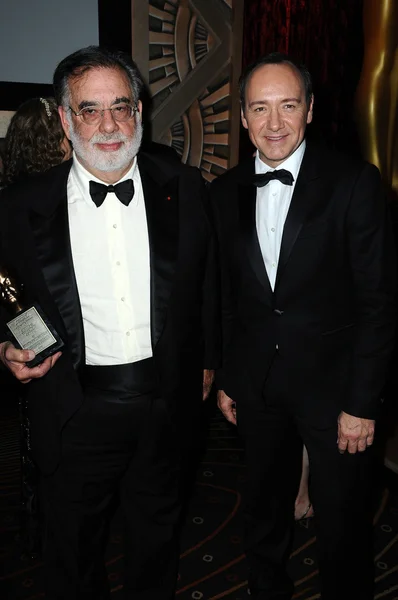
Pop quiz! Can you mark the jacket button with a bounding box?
[273,309,284,316]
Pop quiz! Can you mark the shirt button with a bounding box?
[121,297,125,302]
[113,224,117,229]
[271,227,275,232]
[272,192,277,197]
[116,261,120,266]
[272,262,276,267]
[126,331,130,336]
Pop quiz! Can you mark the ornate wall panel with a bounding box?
[132,0,244,181]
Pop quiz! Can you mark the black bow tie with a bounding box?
[89,179,135,207]
[253,169,294,187]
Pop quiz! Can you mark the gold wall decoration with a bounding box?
[355,0,398,199]
[131,0,244,181]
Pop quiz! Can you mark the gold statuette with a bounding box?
[354,0,398,199]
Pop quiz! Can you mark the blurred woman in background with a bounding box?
[1,96,71,186]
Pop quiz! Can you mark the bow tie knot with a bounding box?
[89,179,135,207]
[253,169,294,187]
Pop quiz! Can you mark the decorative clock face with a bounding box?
[168,78,230,182]
[147,0,238,181]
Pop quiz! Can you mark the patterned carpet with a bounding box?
[1,396,398,599]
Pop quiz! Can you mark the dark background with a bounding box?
[240,0,365,159]
[98,0,366,159]
[0,0,365,159]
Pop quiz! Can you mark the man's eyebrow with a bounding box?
[77,96,132,110]
[112,96,132,105]
[247,97,302,108]
[77,100,99,110]
[247,100,267,108]
[281,97,302,103]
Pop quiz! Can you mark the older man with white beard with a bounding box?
[0,46,219,600]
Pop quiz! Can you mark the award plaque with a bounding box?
[0,268,64,368]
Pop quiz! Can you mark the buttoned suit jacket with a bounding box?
[209,141,396,428]
[0,149,220,474]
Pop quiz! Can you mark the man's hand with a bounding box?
[0,341,62,384]
[203,369,215,401]
[337,410,375,454]
[217,389,237,425]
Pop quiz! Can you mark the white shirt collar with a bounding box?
[254,140,306,183]
[69,152,139,207]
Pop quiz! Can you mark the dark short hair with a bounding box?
[53,45,144,107]
[2,97,68,186]
[239,52,313,110]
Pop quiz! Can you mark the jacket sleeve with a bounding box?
[208,178,237,391]
[345,162,397,418]
[199,178,221,370]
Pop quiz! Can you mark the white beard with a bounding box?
[66,112,143,172]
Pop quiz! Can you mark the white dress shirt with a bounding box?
[67,153,152,365]
[255,141,306,290]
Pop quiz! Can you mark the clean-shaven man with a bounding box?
[210,52,396,600]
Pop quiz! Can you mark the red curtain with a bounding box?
[241,0,364,155]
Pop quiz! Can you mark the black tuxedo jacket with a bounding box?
[210,142,396,427]
[0,150,220,473]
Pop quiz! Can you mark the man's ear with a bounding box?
[136,100,143,121]
[241,106,248,130]
[58,106,71,140]
[307,94,314,125]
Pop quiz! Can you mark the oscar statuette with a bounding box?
[0,267,64,367]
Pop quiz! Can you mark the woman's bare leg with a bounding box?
[294,445,314,520]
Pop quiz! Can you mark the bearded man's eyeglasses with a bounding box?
[69,103,138,125]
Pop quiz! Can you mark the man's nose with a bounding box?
[99,109,119,134]
[267,109,283,131]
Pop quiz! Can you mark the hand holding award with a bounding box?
[0,267,64,368]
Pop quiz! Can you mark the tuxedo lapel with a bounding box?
[275,143,323,286]
[237,160,273,304]
[29,161,84,368]
[138,153,179,349]
[29,154,180,363]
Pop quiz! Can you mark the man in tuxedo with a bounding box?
[0,46,218,599]
[210,52,396,600]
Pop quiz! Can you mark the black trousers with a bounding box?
[238,355,375,600]
[40,360,181,600]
